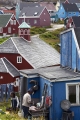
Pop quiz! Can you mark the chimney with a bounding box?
[18,15,31,41]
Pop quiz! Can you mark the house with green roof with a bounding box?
[0,14,19,36]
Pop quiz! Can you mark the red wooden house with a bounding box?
[19,6,51,27]
[0,14,19,36]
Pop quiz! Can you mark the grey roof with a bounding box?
[20,2,40,10]
[62,3,79,12]
[19,6,45,17]
[68,0,80,3]
[0,36,60,68]
[40,2,56,11]
[0,14,12,27]
[20,66,80,82]
[72,16,80,27]
[0,58,7,72]
[0,38,18,53]
[0,57,20,77]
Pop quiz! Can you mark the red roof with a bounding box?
[3,9,15,15]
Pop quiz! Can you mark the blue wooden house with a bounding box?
[20,66,80,120]
[57,3,80,19]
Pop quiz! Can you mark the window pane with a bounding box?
[69,85,76,103]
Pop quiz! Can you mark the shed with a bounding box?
[20,66,80,120]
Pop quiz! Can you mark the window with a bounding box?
[10,20,13,25]
[16,78,19,86]
[73,12,76,14]
[66,83,80,105]
[8,27,11,33]
[17,56,22,63]
[14,20,16,25]
[0,27,3,33]
[34,20,37,24]
[27,19,30,24]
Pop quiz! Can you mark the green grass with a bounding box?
[0,101,25,120]
[40,28,64,52]
[0,37,10,44]
[30,27,47,35]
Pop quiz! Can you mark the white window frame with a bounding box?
[34,20,37,24]
[10,20,13,25]
[0,27,3,33]
[17,56,22,63]
[14,20,16,25]
[8,27,11,33]
[66,82,80,106]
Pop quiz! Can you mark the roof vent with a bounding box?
[34,12,38,16]
[36,6,38,7]
[22,13,26,16]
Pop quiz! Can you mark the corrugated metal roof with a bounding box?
[0,36,60,68]
[18,22,31,28]
[20,66,80,81]
[0,14,12,27]
[19,6,45,17]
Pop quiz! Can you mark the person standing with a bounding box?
[10,91,19,111]
[22,89,33,118]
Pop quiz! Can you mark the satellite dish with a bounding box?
[61,100,71,111]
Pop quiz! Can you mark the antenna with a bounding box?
[22,13,26,22]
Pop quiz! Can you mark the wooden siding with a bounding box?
[40,8,50,27]
[0,53,33,70]
[0,73,17,84]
